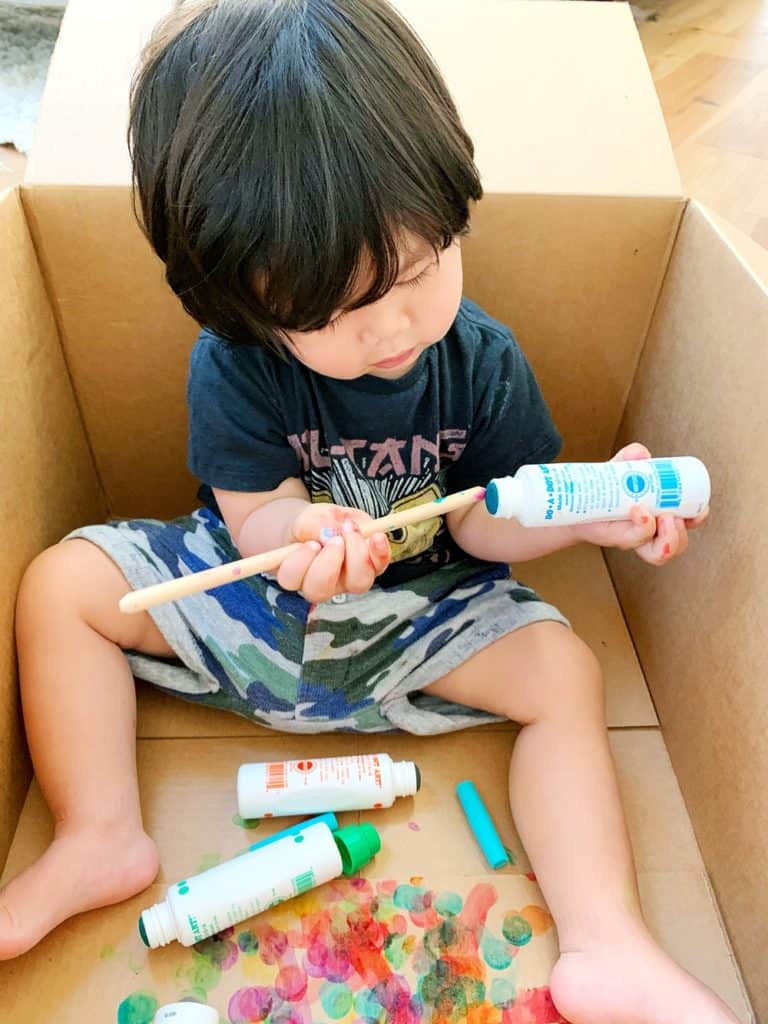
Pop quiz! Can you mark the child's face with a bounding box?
[284,237,463,380]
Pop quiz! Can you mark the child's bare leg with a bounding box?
[0,539,173,959]
[424,622,741,1024]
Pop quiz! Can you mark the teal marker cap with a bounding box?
[485,480,500,515]
[456,780,510,870]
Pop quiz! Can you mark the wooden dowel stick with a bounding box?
[119,485,486,614]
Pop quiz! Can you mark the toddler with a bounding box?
[3,3,733,1023]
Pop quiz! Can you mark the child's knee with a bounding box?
[496,627,604,724]
[16,539,169,655]
[534,631,604,720]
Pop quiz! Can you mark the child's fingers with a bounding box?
[612,442,651,463]
[277,541,322,592]
[685,506,709,530]
[339,522,376,594]
[300,535,346,603]
[368,532,391,576]
[636,513,685,565]
[617,504,656,549]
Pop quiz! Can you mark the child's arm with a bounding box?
[214,481,391,602]
[447,443,705,567]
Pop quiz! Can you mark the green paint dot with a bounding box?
[501,913,532,946]
[320,982,353,1019]
[384,933,408,970]
[116,991,158,1024]
[489,977,516,1008]
[480,933,512,970]
[232,813,261,829]
[434,891,462,916]
[100,943,115,960]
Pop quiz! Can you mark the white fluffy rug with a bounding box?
[0,2,66,152]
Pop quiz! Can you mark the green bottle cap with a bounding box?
[333,823,381,876]
[138,914,149,948]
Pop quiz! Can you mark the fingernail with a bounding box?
[329,535,345,547]
[319,527,338,541]
[306,541,322,552]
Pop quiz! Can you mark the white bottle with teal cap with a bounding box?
[485,457,710,526]
[138,818,380,949]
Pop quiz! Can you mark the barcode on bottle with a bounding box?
[655,460,682,509]
[293,870,316,894]
[266,762,287,790]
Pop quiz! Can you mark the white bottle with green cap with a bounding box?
[138,820,380,949]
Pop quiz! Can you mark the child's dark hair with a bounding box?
[128,0,482,351]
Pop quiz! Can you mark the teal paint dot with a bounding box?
[320,982,354,1019]
[489,977,516,1008]
[480,933,512,970]
[434,891,462,916]
[116,991,159,1024]
[237,929,259,955]
[355,987,382,1020]
[501,913,532,946]
[232,813,262,830]
[383,932,408,970]
[393,884,430,914]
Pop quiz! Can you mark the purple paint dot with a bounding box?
[408,821,421,832]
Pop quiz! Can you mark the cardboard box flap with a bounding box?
[0,187,107,868]
[28,0,681,200]
[608,201,768,1016]
[25,0,170,187]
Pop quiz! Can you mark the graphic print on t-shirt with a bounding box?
[286,428,468,563]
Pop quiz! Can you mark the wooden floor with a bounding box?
[634,0,768,249]
[2,0,768,249]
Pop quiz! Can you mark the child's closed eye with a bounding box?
[396,259,437,290]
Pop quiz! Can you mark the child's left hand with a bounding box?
[570,442,709,566]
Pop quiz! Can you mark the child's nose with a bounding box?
[363,298,411,345]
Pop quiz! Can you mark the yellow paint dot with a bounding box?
[520,903,554,935]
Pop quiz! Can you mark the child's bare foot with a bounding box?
[0,821,159,959]
[550,922,743,1024]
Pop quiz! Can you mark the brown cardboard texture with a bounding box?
[0,1,763,1021]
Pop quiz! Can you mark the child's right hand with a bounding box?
[278,503,391,603]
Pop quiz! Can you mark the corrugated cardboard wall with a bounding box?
[608,201,768,1019]
[21,187,682,518]
[0,189,107,866]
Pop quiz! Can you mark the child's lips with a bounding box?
[373,347,415,369]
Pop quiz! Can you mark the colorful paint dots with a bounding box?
[319,982,353,1018]
[502,913,533,947]
[116,991,158,1024]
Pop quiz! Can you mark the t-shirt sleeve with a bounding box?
[447,326,561,492]
[187,332,300,492]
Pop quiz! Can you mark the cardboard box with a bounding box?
[0,1,765,1020]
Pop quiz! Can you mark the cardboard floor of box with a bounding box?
[0,730,752,1022]
[0,553,752,1022]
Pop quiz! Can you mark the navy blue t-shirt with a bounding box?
[187,297,561,585]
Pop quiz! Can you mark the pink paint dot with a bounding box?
[275,964,308,1002]
[228,985,273,1022]
[475,487,487,500]
[407,821,421,832]
[232,567,242,577]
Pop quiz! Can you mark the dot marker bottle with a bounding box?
[138,819,380,949]
[485,456,710,526]
[237,753,421,819]
[153,1004,219,1024]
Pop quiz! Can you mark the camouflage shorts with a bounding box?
[67,508,569,735]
